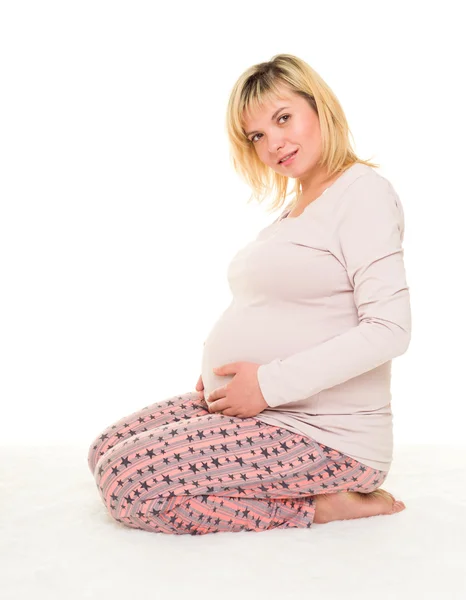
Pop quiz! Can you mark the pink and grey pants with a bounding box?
[87,391,387,535]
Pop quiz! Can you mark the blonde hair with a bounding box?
[225,53,380,215]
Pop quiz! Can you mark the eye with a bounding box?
[249,114,291,143]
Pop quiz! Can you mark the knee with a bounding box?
[87,440,99,475]
[87,432,109,475]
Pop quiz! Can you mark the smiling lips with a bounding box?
[278,149,298,164]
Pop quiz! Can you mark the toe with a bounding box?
[390,501,406,514]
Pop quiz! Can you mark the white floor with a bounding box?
[1,444,465,600]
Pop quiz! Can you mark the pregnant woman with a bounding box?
[88,53,411,535]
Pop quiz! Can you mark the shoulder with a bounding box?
[338,165,403,216]
[334,165,405,239]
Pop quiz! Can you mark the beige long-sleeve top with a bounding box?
[201,162,411,471]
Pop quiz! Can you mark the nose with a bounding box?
[268,137,285,158]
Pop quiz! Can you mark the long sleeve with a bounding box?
[256,175,412,408]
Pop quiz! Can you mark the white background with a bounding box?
[1,0,464,446]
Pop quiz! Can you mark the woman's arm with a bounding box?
[257,175,411,408]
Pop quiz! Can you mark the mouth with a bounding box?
[278,149,298,165]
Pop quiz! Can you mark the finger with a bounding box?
[209,400,228,414]
[219,408,240,418]
[207,391,217,403]
[207,385,227,404]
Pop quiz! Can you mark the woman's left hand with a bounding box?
[207,361,269,418]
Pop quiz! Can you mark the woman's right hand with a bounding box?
[195,374,205,401]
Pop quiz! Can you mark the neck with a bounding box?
[297,167,346,205]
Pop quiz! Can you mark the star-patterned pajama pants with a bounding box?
[87,391,388,535]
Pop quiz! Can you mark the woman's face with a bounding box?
[242,86,322,181]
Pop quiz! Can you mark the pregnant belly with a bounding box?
[200,304,327,401]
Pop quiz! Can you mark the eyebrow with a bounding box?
[244,106,290,137]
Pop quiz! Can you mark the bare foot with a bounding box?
[313,488,406,524]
